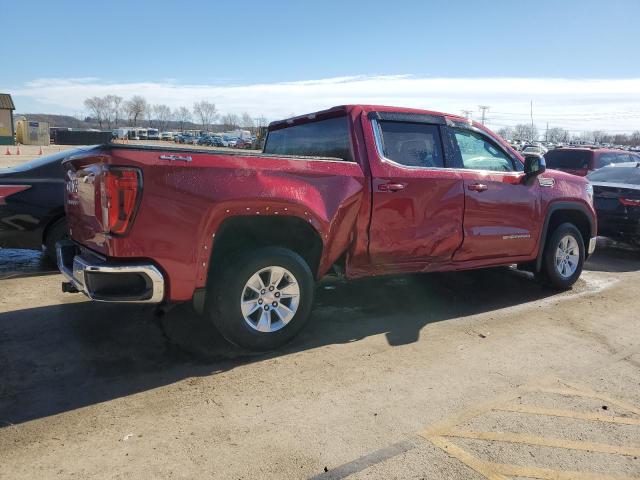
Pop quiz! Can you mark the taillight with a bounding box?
[619,198,640,207]
[100,167,141,235]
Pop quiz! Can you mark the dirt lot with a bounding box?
[0,237,639,479]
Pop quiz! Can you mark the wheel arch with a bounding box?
[535,202,595,272]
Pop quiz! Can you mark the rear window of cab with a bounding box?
[544,150,592,169]
[263,116,353,162]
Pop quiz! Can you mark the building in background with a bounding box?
[0,93,16,145]
[15,117,50,145]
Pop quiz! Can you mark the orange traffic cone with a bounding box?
[4,147,11,155]
[38,146,43,155]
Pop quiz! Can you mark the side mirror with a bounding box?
[523,154,546,182]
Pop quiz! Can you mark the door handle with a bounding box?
[467,183,488,192]
[378,183,406,192]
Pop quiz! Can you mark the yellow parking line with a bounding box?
[487,461,640,480]
[427,435,510,480]
[496,403,640,425]
[446,429,640,457]
[530,386,640,416]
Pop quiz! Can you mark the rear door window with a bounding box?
[263,116,353,161]
[377,121,445,168]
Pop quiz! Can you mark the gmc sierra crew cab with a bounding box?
[57,105,597,350]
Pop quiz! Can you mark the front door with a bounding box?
[448,127,541,261]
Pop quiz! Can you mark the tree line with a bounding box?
[497,124,640,146]
[83,95,268,132]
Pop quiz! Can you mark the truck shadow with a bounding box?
[0,266,593,426]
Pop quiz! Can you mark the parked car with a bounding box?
[545,147,640,176]
[522,144,547,155]
[57,105,596,351]
[227,138,238,148]
[0,148,90,262]
[160,131,174,141]
[588,162,640,245]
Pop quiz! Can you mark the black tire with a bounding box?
[44,218,69,264]
[536,222,585,289]
[206,247,315,351]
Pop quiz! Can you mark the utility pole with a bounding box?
[478,105,490,125]
[545,122,549,142]
[530,100,534,128]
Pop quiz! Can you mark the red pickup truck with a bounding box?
[57,105,596,350]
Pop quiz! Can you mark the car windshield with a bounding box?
[587,164,640,185]
[545,149,591,169]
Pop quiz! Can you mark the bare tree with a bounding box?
[109,95,123,128]
[193,101,218,131]
[174,106,192,132]
[255,115,269,128]
[513,123,538,142]
[125,96,148,127]
[84,96,109,129]
[546,127,569,143]
[241,112,254,132]
[496,126,514,141]
[220,113,240,130]
[152,104,172,131]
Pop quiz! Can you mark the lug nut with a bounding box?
[269,286,274,291]
[258,299,263,304]
[264,305,270,311]
[260,289,266,294]
[274,292,280,298]
[272,301,278,307]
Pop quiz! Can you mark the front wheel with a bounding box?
[206,247,314,351]
[537,223,585,289]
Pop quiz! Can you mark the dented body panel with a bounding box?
[62,105,597,304]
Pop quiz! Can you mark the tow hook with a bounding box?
[61,281,79,294]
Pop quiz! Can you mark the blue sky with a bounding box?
[2,0,639,131]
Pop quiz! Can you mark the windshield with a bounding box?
[587,164,640,185]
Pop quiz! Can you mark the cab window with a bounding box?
[377,121,445,168]
[452,128,514,172]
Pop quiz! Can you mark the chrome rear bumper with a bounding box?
[56,240,165,303]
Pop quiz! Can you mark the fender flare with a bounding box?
[535,201,596,271]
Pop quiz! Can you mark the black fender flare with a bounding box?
[535,201,596,271]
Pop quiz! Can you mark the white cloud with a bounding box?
[7,75,640,132]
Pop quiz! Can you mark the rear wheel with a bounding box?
[44,218,69,264]
[537,223,584,289]
[206,247,314,351]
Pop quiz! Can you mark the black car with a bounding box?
[0,148,85,261]
[588,162,640,245]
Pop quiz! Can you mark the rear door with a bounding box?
[366,113,464,266]
[448,126,541,261]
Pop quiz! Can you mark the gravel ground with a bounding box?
[0,239,639,479]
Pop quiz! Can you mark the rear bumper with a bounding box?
[56,240,165,303]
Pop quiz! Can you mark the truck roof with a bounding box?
[268,104,473,130]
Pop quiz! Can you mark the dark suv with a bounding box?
[545,148,640,176]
